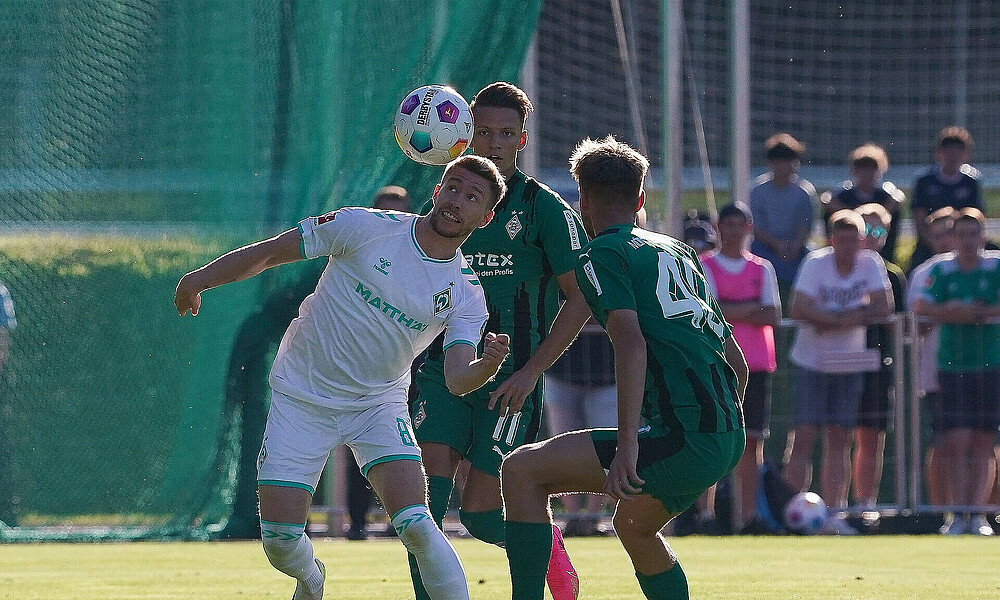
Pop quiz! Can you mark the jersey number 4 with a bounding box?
[654,252,726,341]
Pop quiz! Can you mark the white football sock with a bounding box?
[392,504,470,600]
[260,520,325,594]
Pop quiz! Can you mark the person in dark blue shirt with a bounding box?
[822,143,904,264]
[909,127,982,272]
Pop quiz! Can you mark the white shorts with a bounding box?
[256,389,421,494]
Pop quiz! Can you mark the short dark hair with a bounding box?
[569,135,649,209]
[764,133,805,160]
[683,219,717,253]
[937,126,973,150]
[717,202,753,225]
[441,155,506,207]
[470,82,534,123]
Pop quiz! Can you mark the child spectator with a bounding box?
[907,207,957,509]
[852,203,907,509]
[909,127,982,273]
[912,208,1000,536]
[822,144,904,263]
[701,202,781,534]
[749,133,817,303]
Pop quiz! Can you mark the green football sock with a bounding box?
[427,475,454,527]
[505,521,552,600]
[459,508,505,545]
[636,563,688,600]
[408,475,455,600]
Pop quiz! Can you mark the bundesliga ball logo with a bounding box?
[394,85,473,166]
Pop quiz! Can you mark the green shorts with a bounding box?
[411,367,542,478]
[591,427,746,514]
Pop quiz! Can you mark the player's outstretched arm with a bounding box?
[604,308,647,501]
[489,270,591,414]
[443,333,510,397]
[174,227,304,316]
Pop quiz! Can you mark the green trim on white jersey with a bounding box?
[410,219,459,263]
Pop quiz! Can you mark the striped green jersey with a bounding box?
[421,169,585,376]
[575,223,743,434]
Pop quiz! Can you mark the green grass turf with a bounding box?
[2,536,997,599]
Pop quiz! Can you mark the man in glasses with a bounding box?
[852,203,907,512]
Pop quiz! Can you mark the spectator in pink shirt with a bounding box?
[701,203,781,534]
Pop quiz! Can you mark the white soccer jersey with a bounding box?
[269,207,488,409]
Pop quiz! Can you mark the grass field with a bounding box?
[2,536,997,600]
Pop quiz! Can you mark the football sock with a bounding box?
[427,475,455,527]
[459,508,505,545]
[259,520,325,594]
[636,563,688,600]
[394,504,469,600]
[505,521,552,600]
[409,476,456,600]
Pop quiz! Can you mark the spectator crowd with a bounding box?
[550,127,999,537]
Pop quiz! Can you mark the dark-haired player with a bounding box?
[410,81,591,600]
[501,135,747,600]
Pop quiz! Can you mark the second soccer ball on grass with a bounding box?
[784,492,828,535]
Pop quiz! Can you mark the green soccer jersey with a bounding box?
[922,252,1000,371]
[575,223,743,435]
[421,169,586,376]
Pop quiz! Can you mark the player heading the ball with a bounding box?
[174,154,508,600]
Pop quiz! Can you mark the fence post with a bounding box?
[906,312,922,511]
[892,313,908,509]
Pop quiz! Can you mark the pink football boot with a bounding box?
[546,524,580,600]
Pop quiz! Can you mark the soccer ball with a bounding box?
[394,85,473,166]
[783,492,828,534]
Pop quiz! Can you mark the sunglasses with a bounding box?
[864,223,888,239]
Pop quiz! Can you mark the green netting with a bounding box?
[0,0,542,541]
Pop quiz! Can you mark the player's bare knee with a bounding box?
[504,450,547,497]
[500,448,530,488]
[613,510,661,542]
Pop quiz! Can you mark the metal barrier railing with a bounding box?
[311,312,998,536]
[777,312,999,516]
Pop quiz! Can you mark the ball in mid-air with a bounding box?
[783,491,828,534]
[394,85,473,166]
